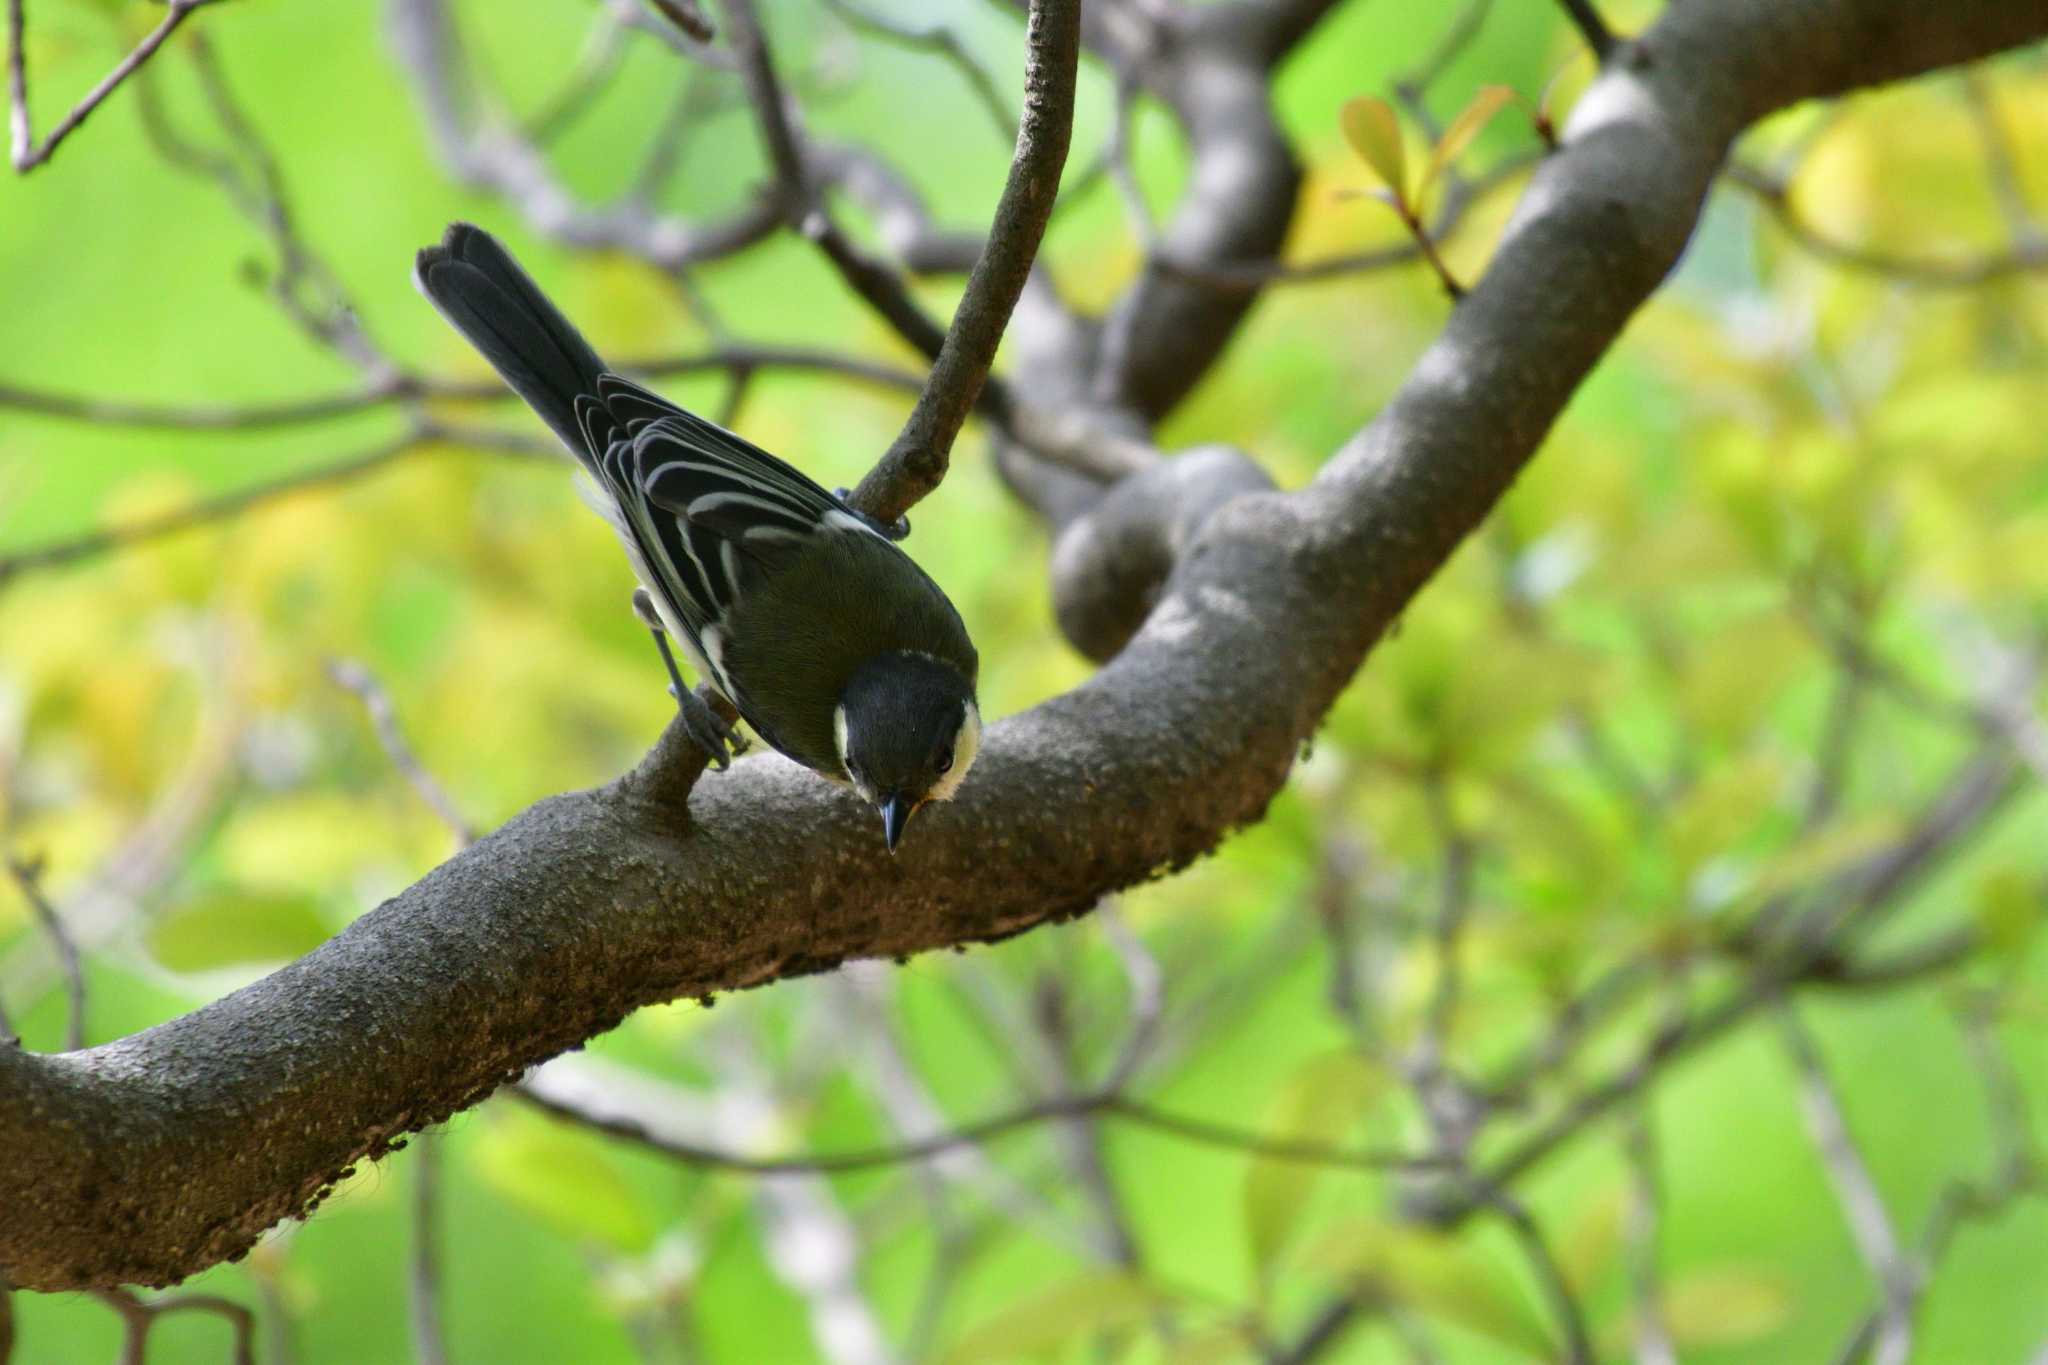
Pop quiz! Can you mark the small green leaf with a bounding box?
[943,1272,1154,1363]
[1420,85,1516,202]
[147,891,332,972]
[1244,1052,1386,1282]
[1341,96,1408,203]
[475,1116,656,1254]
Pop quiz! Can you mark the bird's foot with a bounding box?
[633,589,746,767]
[675,683,742,770]
[834,488,910,542]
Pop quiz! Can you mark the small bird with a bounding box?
[414,223,980,850]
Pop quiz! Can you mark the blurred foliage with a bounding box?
[3,1,2047,1363]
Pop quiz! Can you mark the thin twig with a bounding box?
[0,345,925,433]
[93,1288,255,1365]
[408,1132,450,1365]
[1779,1004,1917,1365]
[523,6,631,145]
[1830,1002,2043,1365]
[518,1077,1443,1176]
[327,661,478,847]
[1482,1186,1594,1365]
[1552,0,1615,61]
[645,0,716,45]
[0,430,432,589]
[1960,70,2042,248]
[847,0,1081,525]
[1623,1106,1678,1365]
[5,857,85,1051]
[823,0,1015,142]
[1100,906,1166,1090]
[1729,160,2048,286]
[719,0,946,341]
[324,662,466,1360]
[8,0,226,174]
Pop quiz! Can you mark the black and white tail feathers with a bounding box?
[412,221,892,702]
[413,222,609,460]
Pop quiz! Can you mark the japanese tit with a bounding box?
[414,223,980,850]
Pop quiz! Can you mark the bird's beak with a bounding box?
[879,793,913,853]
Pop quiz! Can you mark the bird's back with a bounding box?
[721,529,977,773]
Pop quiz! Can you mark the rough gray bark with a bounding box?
[2,0,2044,1293]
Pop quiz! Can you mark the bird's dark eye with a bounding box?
[935,753,953,775]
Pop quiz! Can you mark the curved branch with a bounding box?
[2,0,2044,1295]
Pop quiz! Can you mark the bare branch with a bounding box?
[94,1287,255,1365]
[328,662,478,848]
[389,0,777,272]
[1729,159,2048,286]
[1624,1107,1678,1365]
[1780,1004,1917,1364]
[407,1134,449,1365]
[519,1062,1440,1177]
[1553,0,1617,61]
[645,0,715,45]
[1483,1187,1594,1365]
[847,0,1080,525]
[8,0,226,174]
[1960,69,2042,248]
[719,0,949,359]
[0,431,524,593]
[4,857,85,1053]
[824,0,1015,143]
[0,345,924,434]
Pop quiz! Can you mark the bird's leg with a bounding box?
[631,587,740,769]
[834,487,910,542]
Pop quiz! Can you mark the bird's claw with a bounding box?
[834,487,910,541]
[676,685,738,771]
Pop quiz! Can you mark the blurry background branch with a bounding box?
[6,0,224,173]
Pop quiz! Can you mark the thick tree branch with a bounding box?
[3,0,2044,1294]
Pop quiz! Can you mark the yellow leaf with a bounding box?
[1420,85,1516,203]
[1341,96,1408,201]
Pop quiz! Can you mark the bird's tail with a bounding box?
[413,222,608,461]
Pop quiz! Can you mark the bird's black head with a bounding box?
[834,651,981,852]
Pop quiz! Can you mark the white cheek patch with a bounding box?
[835,703,876,801]
[926,701,980,804]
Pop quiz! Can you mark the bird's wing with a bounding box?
[575,372,882,705]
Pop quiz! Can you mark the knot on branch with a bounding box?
[1049,444,1275,662]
